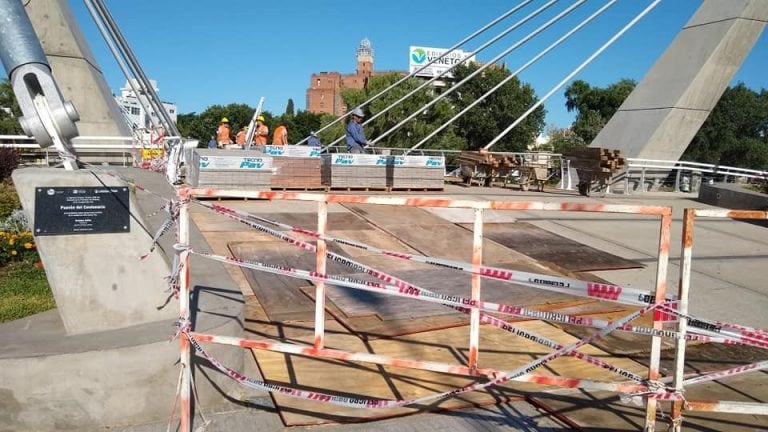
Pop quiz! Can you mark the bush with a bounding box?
[0,147,20,181]
[0,230,37,266]
[0,180,21,220]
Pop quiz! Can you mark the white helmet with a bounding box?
[351,108,365,118]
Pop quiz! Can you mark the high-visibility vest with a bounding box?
[254,124,269,145]
[217,124,232,144]
[236,130,246,145]
[272,125,288,145]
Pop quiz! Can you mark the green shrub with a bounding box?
[0,230,37,266]
[0,180,20,220]
[0,147,19,181]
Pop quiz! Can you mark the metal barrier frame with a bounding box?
[670,208,768,432]
[175,188,674,432]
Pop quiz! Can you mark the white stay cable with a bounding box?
[300,0,534,147]
[405,0,619,155]
[483,0,662,150]
[322,0,561,151]
[370,0,586,147]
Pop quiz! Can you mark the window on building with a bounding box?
[130,107,140,115]
[169,109,175,114]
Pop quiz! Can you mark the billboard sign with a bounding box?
[409,46,475,78]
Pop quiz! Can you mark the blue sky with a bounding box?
[10,0,768,129]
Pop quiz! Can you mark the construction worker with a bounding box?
[272,121,288,145]
[345,108,370,154]
[235,126,247,148]
[307,131,321,147]
[254,115,269,145]
[216,117,232,147]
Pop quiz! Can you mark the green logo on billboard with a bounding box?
[411,48,427,64]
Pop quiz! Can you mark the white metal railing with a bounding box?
[622,158,768,194]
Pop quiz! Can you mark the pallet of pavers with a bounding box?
[188,149,273,190]
[258,145,323,190]
[322,153,389,190]
[388,155,445,190]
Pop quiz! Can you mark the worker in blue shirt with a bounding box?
[345,108,371,154]
[307,131,321,147]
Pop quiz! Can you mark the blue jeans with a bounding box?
[348,144,364,154]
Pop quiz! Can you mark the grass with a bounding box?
[0,261,55,323]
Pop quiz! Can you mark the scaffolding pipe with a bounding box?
[405,0,618,155]
[322,0,561,151]
[298,0,534,146]
[484,0,662,150]
[370,0,585,147]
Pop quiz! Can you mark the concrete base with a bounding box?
[12,168,175,335]
[698,182,768,210]
[0,168,245,431]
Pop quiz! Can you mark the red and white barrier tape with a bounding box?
[192,250,703,346]
[198,201,652,384]
[183,303,661,408]
[200,201,673,307]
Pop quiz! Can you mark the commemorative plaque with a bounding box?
[34,187,130,235]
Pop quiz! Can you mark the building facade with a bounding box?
[114,79,177,131]
[306,39,376,116]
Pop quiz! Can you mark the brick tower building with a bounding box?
[306,39,376,116]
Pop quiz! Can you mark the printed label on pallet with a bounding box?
[199,156,273,170]
[263,145,320,158]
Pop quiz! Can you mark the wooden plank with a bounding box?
[229,241,353,322]
[474,222,643,272]
[319,269,587,321]
[247,315,649,426]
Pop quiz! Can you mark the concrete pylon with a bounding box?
[590,0,768,161]
[25,0,131,137]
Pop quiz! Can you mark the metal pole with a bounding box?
[177,189,192,432]
[82,0,156,130]
[88,0,179,136]
[300,0,535,146]
[670,209,695,431]
[469,208,484,371]
[314,201,328,349]
[484,0,662,150]
[323,0,561,151]
[644,212,672,432]
[674,168,681,193]
[371,0,584,148]
[406,0,617,154]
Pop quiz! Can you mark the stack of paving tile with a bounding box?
[188,149,272,190]
[256,145,323,189]
[387,155,445,190]
[322,154,389,189]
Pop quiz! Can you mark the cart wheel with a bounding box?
[521,183,529,191]
[578,182,591,196]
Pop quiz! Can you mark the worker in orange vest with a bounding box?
[216,117,232,147]
[235,126,247,148]
[272,121,288,145]
[254,115,269,145]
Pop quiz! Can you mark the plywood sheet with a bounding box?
[230,241,355,322]
[247,316,648,426]
[320,269,586,321]
[474,222,643,272]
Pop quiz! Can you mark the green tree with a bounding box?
[177,103,260,146]
[341,73,461,150]
[564,79,635,144]
[546,124,585,154]
[684,84,768,168]
[0,80,22,135]
[285,99,295,117]
[448,63,545,152]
